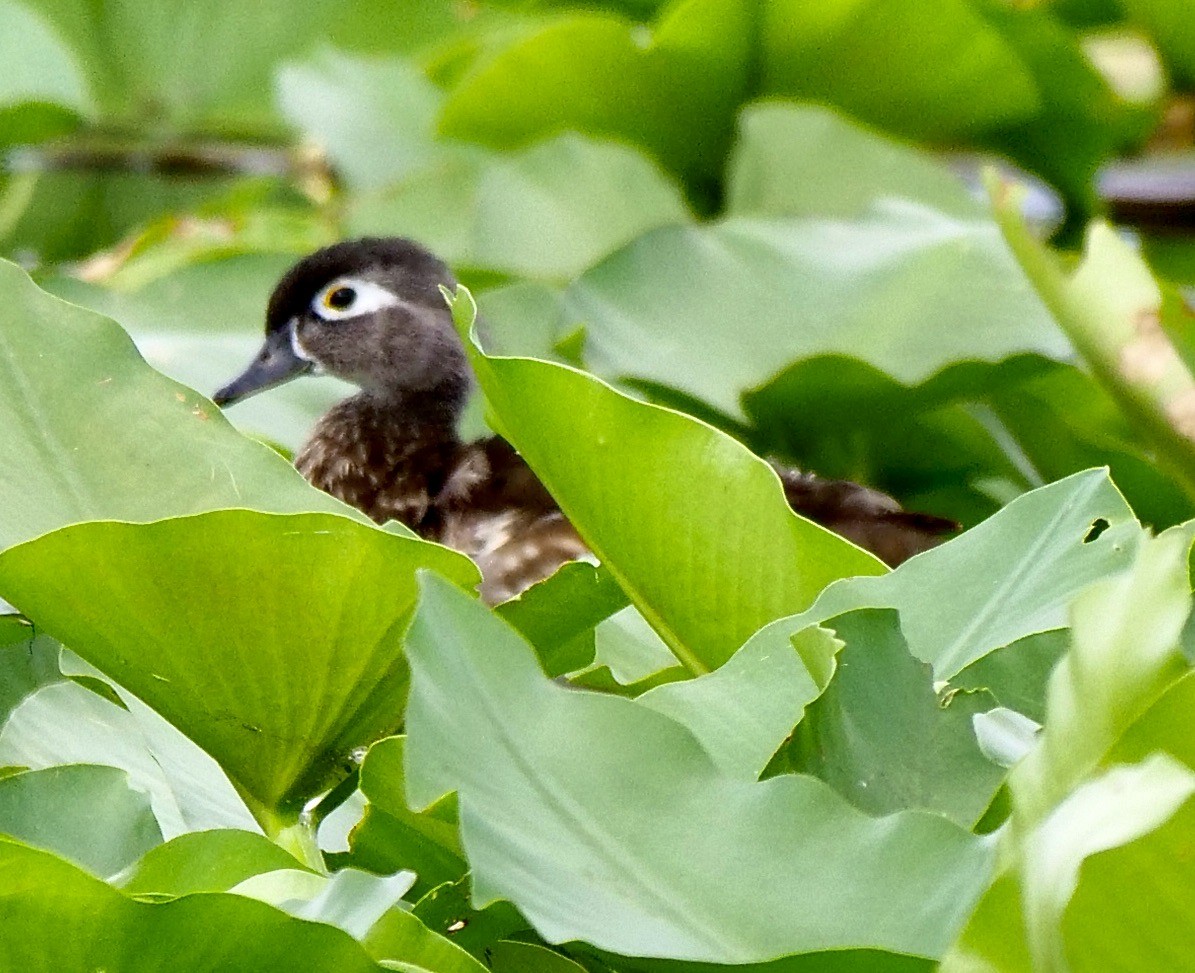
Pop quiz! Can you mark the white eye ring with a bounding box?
[311,276,400,321]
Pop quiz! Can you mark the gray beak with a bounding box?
[213,326,312,407]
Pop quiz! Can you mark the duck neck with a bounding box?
[355,369,470,447]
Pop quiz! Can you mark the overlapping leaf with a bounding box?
[0,511,476,819]
[399,574,993,963]
[740,469,1141,685]
[0,259,365,550]
[448,286,884,673]
[944,531,1195,969]
[0,838,389,971]
[0,765,160,878]
[480,104,1069,424]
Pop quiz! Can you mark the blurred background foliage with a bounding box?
[3,0,1195,530]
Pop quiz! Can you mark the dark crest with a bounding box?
[265,237,456,333]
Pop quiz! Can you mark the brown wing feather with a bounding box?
[437,439,589,604]
[771,463,957,565]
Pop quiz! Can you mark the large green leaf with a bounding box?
[399,574,992,963]
[0,260,370,551]
[0,838,388,971]
[741,469,1141,682]
[448,287,884,673]
[0,510,477,823]
[726,103,980,220]
[0,764,161,878]
[439,0,750,181]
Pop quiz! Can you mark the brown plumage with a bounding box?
[213,237,954,603]
[296,401,585,603]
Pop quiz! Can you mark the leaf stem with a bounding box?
[236,786,327,874]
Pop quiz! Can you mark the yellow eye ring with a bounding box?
[323,286,356,311]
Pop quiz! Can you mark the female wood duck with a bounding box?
[213,238,954,602]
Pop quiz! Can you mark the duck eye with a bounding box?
[324,286,356,311]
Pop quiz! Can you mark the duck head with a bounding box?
[213,237,469,412]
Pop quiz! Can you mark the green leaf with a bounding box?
[0,680,257,838]
[43,255,353,453]
[726,103,981,220]
[496,562,628,678]
[277,49,448,191]
[993,184,1195,502]
[951,629,1068,724]
[0,0,89,146]
[1060,776,1195,971]
[742,469,1141,681]
[761,0,1039,140]
[0,616,32,649]
[0,510,477,820]
[790,610,1004,827]
[0,631,59,726]
[1011,529,1192,827]
[944,757,1195,972]
[122,829,308,896]
[605,952,934,972]
[366,906,489,973]
[0,260,370,552]
[348,133,690,282]
[401,574,992,963]
[231,866,415,941]
[944,531,1195,968]
[0,765,160,879]
[446,286,884,673]
[410,877,529,961]
[636,623,839,780]
[353,737,467,899]
[0,838,389,971]
[438,0,751,181]
[490,104,1067,421]
[489,941,587,973]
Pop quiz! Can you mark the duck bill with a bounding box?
[213,327,312,407]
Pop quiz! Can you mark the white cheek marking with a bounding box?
[288,318,325,374]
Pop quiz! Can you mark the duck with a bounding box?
[213,237,955,603]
